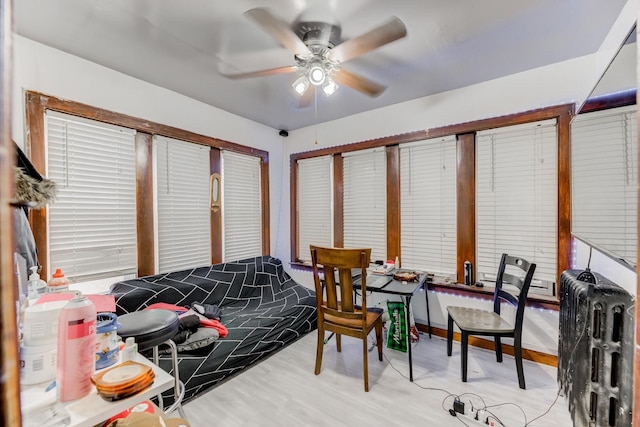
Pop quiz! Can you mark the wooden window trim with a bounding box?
[210,148,223,264]
[290,103,573,299]
[25,90,270,279]
[135,133,154,276]
[579,89,636,114]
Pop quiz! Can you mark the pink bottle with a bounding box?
[57,291,97,402]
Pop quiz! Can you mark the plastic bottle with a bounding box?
[27,266,48,301]
[57,291,96,402]
[121,337,138,362]
[464,261,472,286]
[47,268,70,293]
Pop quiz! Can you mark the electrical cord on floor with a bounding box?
[523,389,561,426]
[484,402,526,425]
[382,344,480,426]
[378,331,567,427]
[487,413,507,427]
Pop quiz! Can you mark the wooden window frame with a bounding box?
[24,90,270,280]
[290,104,573,302]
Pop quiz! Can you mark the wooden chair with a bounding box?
[310,245,383,392]
[446,253,536,389]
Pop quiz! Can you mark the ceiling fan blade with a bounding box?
[332,68,386,97]
[220,65,297,79]
[328,17,407,63]
[297,87,314,108]
[245,8,311,58]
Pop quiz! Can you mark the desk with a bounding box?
[353,272,431,382]
[21,352,173,427]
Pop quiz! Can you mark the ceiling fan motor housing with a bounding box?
[294,21,342,50]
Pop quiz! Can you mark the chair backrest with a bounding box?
[493,253,536,330]
[310,246,371,320]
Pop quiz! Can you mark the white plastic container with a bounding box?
[121,337,138,362]
[47,268,70,294]
[19,343,57,385]
[57,292,96,402]
[23,300,67,347]
[95,313,121,369]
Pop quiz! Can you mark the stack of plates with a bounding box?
[91,361,155,401]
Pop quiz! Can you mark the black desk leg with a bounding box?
[424,282,432,339]
[405,295,413,382]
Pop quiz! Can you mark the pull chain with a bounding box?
[314,89,318,144]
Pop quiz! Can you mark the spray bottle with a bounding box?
[27,266,47,301]
[57,291,96,402]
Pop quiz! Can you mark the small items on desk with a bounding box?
[393,270,419,282]
[372,262,394,275]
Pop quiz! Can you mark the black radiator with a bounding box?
[558,270,634,427]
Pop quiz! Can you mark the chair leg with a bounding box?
[461,331,468,382]
[375,320,383,362]
[362,336,369,392]
[153,346,164,410]
[163,339,187,419]
[315,327,324,375]
[514,334,526,389]
[495,336,503,363]
[447,314,454,356]
[336,334,342,352]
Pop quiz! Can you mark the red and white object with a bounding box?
[47,268,70,293]
[56,291,96,402]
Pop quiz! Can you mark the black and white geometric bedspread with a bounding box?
[109,256,317,403]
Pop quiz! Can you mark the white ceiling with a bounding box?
[14,0,630,131]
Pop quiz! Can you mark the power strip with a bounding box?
[454,409,488,426]
[452,403,502,426]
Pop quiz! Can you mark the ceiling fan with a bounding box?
[221,8,407,106]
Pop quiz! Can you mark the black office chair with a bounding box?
[446,253,536,389]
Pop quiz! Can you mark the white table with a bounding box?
[21,353,173,427]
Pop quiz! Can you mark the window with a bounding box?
[400,136,457,275]
[571,106,637,264]
[155,136,211,272]
[27,92,271,284]
[46,111,137,282]
[342,148,387,261]
[297,156,333,263]
[221,150,262,261]
[476,120,557,295]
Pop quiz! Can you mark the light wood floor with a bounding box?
[183,331,573,426]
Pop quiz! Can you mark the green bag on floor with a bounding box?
[386,301,407,352]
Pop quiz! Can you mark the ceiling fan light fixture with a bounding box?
[322,79,338,96]
[308,65,326,86]
[293,75,310,95]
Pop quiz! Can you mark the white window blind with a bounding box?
[46,111,137,282]
[571,106,637,263]
[343,148,387,261]
[297,156,333,263]
[221,150,262,261]
[476,119,557,295]
[400,136,457,276]
[155,136,211,273]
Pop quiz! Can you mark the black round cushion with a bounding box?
[117,309,180,351]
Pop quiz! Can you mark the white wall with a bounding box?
[279,4,637,356]
[11,36,285,259]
